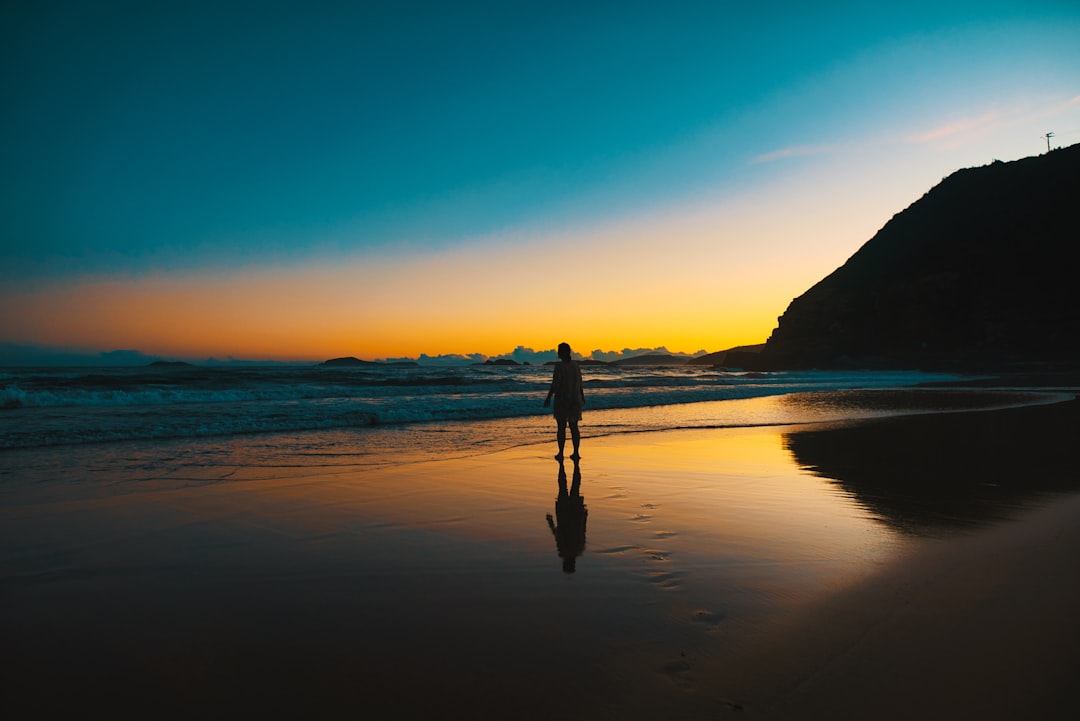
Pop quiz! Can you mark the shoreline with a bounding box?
[2,392,1078,719]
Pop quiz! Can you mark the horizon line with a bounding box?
[0,342,766,368]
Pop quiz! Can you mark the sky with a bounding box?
[2,0,1078,364]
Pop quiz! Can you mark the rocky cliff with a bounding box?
[751,144,1080,370]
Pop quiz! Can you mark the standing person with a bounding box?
[543,342,585,461]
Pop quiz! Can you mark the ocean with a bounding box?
[0,363,1054,483]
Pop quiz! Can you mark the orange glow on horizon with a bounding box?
[1,269,778,361]
[0,156,906,362]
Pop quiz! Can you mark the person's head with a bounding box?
[557,342,572,362]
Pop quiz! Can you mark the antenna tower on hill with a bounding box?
[1042,131,1055,152]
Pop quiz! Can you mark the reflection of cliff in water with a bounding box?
[783,398,1080,536]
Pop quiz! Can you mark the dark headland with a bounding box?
[741,143,1080,373]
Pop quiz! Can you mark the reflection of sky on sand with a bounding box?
[576,428,907,620]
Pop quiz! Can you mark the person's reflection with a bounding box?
[546,457,587,574]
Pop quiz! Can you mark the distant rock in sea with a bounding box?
[748,144,1080,371]
[320,357,417,367]
[320,357,375,367]
[147,360,193,368]
[482,358,519,366]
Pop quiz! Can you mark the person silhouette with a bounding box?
[543,342,585,461]
[546,457,587,574]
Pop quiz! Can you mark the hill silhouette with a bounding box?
[685,344,765,367]
[750,144,1080,370]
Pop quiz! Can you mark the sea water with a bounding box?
[2,362,1055,487]
[0,364,987,449]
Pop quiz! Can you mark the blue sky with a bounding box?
[1,1,1078,361]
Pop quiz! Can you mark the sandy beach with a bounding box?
[2,392,1078,720]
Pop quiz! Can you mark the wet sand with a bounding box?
[704,397,1080,720]
[2,393,1078,720]
[704,492,1080,720]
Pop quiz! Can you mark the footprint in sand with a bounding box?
[595,544,641,555]
[660,652,693,689]
[691,609,726,627]
[645,570,681,589]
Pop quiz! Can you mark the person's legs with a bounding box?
[569,420,580,459]
[556,418,567,459]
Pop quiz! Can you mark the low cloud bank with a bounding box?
[587,346,706,363]
[385,346,708,366]
[0,344,164,367]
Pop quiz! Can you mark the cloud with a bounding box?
[752,92,1080,170]
[906,112,1001,144]
[587,346,703,362]
[905,94,1080,150]
[0,343,165,367]
[750,143,841,164]
[396,347,560,366]
[505,346,559,364]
